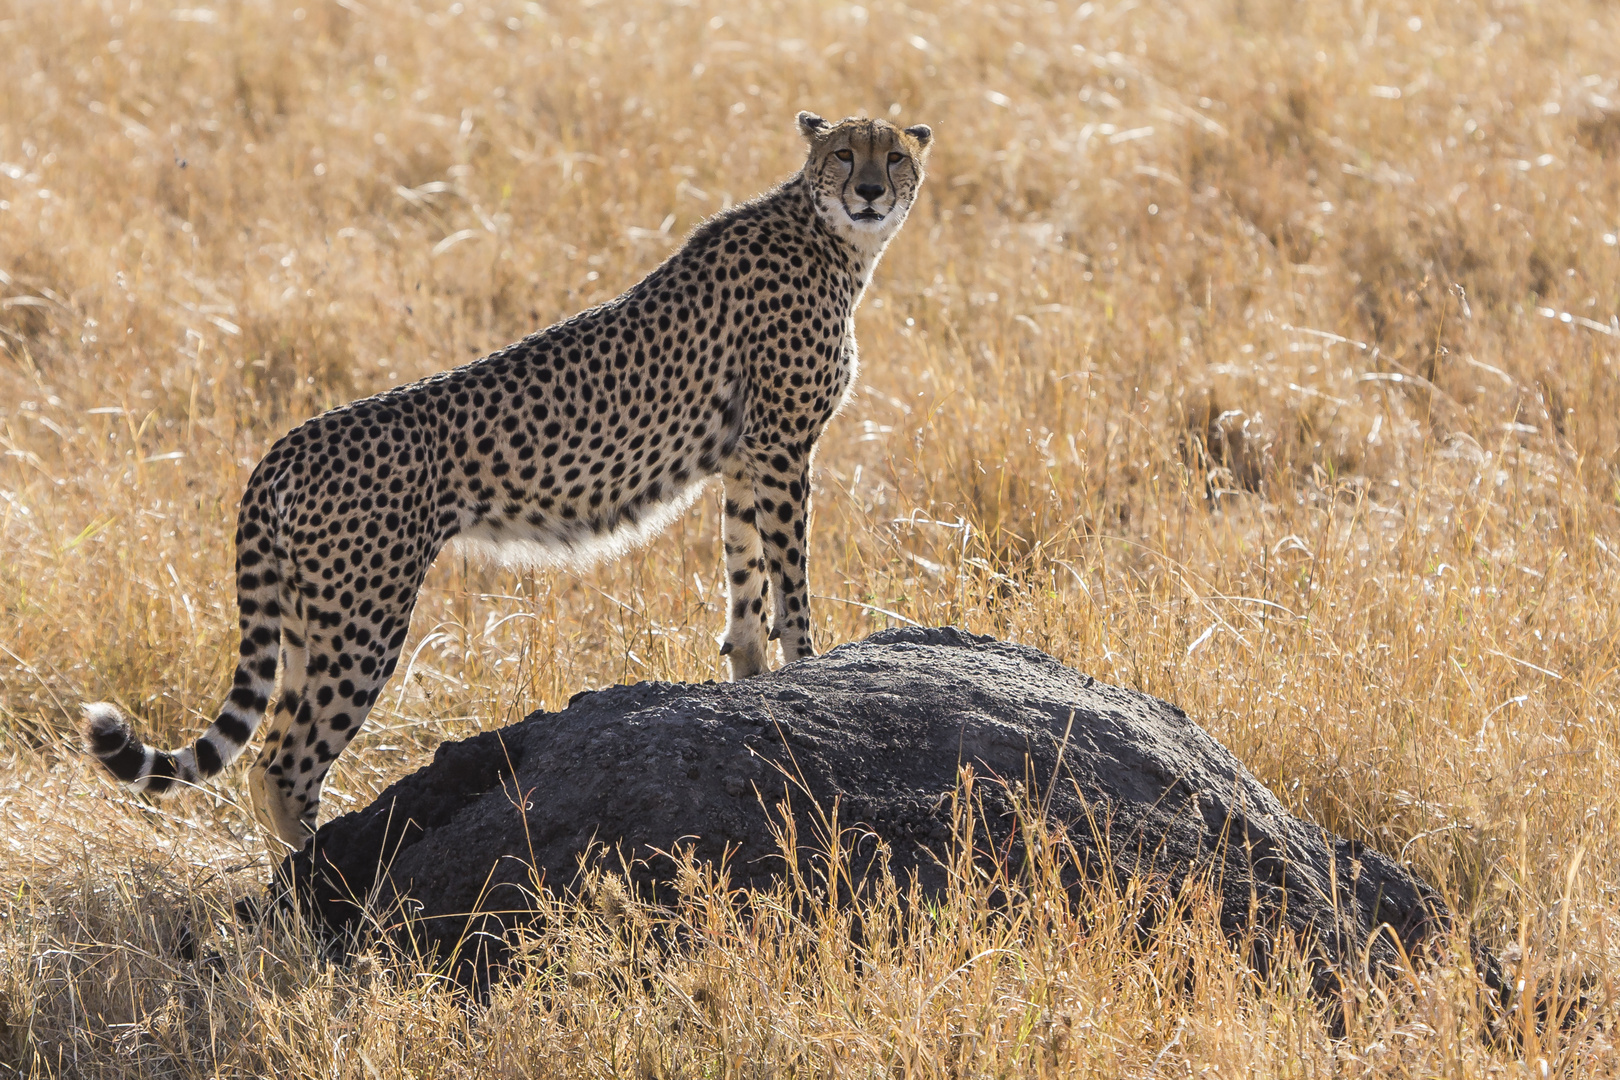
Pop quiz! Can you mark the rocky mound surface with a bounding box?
[282,627,1457,991]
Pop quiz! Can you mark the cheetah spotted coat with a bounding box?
[85,112,932,844]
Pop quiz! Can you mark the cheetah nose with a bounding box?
[854,183,885,202]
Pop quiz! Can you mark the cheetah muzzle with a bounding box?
[82,110,933,848]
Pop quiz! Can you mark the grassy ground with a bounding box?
[3,0,1620,1073]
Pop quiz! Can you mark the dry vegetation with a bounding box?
[3,0,1620,1073]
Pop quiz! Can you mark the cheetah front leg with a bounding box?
[756,454,816,663]
[719,464,771,678]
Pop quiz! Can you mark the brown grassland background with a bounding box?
[3,0,1620,1073]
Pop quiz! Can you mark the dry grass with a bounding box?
[3,0,1620,1073]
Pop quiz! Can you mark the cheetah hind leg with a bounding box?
[719,466,771,678]
[247,633,311,850]
[270,591,408,838]
[247,587,313,848]
[248,750,307,850]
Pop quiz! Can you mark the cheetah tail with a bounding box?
[82,639,277,796]
[81,701,203,795]
[82,549,283,796]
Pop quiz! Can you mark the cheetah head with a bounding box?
[798,111,932,252]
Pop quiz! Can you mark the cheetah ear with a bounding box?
[797,111,829,142]
[904,124,933,151]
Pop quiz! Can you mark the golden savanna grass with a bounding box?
[3,0,1620,1072]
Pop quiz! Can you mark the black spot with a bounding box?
[104,741,147,782]
[194,737,223,776]
[145,753,178,793]
[214,713,254,744]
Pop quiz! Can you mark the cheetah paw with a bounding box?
[721,638,769,679]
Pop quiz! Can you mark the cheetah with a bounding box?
[84,110,933,847]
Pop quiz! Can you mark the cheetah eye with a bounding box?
[834,149,853,162]
[887,152,903,164]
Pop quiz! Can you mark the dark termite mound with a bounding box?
[282,626,1468,996]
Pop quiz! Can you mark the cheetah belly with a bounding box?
[450,474,710,571]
